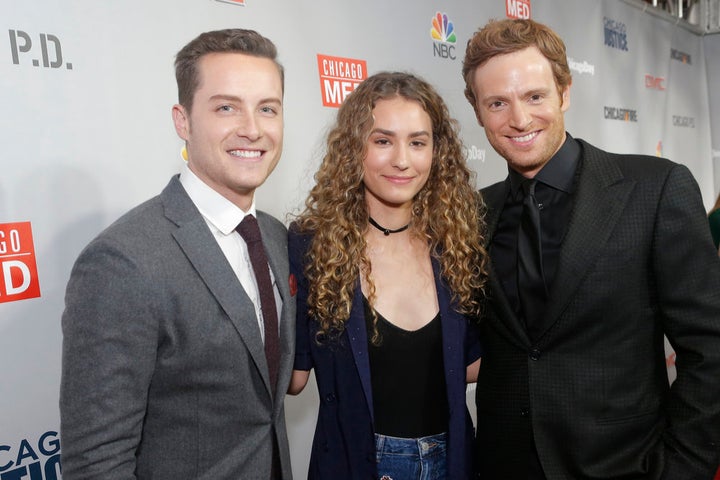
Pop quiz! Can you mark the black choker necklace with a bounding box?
[368,217,410,236]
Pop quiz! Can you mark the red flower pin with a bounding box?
[289,273,297,297]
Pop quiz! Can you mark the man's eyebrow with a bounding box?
[208,94,282,104]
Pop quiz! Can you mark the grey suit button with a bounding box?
[529,348,541,361]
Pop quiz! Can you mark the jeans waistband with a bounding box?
[374,432,447,457]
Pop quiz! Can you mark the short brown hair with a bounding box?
[462,19,571,112]
[174,29,283,111]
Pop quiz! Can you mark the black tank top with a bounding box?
[364,297,449,438]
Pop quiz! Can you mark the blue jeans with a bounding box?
[374,432,447,480]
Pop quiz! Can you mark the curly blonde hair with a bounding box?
[295,72,488,340]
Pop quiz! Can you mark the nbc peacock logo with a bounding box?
[431,12,456,43]
[431,12,457,60]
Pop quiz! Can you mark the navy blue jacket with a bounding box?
[289,228,481,479]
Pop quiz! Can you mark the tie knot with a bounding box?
[236,215,262,244]
[522,179,537,198]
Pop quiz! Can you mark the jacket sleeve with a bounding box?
[652,164,720,478]
[464,318,483,366]
[60,237,159,479]
[288,225,314,371]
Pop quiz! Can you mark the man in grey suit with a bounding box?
[462,19,720,479]
[60,29,295,479]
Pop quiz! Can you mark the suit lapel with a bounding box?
[257,213,294,399]
[161,177,273,395]
[434,256,455,340]
[433,257,468,404]
[346,283,375,421]
[537,141,635,340]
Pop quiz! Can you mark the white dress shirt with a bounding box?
[179,164,281,342]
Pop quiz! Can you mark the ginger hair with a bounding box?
[462,18,572,114]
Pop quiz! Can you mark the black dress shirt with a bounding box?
[491,134,581,336]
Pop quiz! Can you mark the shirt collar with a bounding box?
[508,132,580,198]
[179,163,256,235]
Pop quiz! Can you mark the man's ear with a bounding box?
[560,84,571,112]
[172,104,189,141]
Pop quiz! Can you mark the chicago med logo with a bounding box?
[0,431,61,480]
[671,48,692,65]
[316,54,367,108]
[0,222,41,303]
[506,0,531,19]
[604,106,638,122]
[8,29,73,69]
[603,17,628,52]
[431,12,457,60]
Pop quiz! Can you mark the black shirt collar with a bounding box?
[508,133,581,198]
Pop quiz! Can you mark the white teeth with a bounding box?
[229,150,262,158]
[512,132,538,143]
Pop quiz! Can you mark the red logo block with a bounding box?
[317,54,367,108]
[0,222,41,303]
[645,74,666,90]
[506,0,531,19]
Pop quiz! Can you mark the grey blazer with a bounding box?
[60,175,295,479]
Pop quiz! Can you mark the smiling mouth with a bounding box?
[385,176,414,183]
[229,149,263,159]
[509,131,539,143]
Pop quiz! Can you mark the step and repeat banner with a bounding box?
[1,0,716,478]
[707,32,720,192]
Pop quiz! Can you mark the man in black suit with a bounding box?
[462,18,720,479]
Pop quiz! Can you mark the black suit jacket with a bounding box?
[476,139,720,479]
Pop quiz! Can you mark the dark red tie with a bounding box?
[236,215,280,393]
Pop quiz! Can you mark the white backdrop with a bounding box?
[1,1,716,478]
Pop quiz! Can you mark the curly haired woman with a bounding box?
[288,71,488,480]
